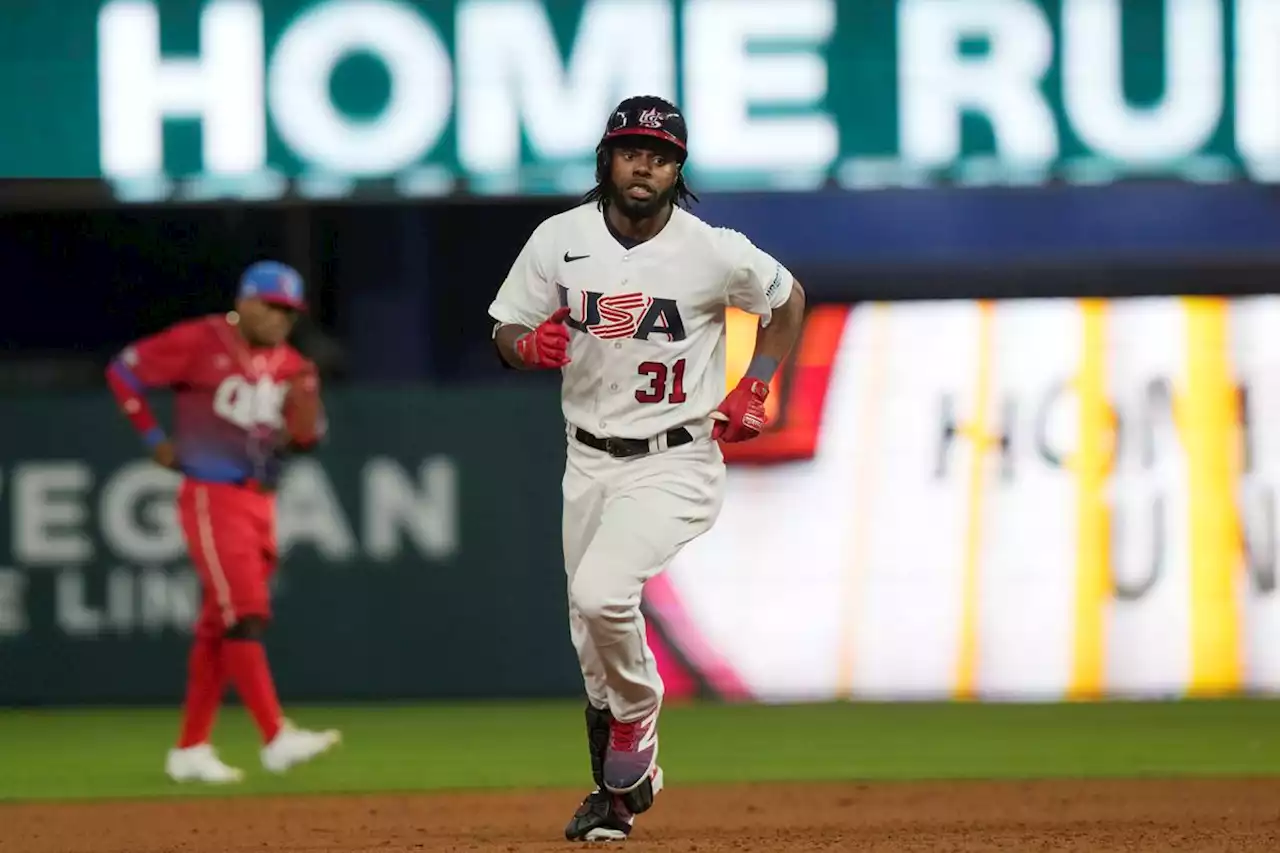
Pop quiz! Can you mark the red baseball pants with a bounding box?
[174,478,285,747]
[177,479,277,638]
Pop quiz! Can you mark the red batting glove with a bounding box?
[516,307,572,369]
[711,377,769,442]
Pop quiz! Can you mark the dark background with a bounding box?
[3,181,1279,391]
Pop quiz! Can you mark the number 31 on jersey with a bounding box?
[636,359,687,404]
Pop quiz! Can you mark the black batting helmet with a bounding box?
[597,95,689,160]
[585,95,698,210]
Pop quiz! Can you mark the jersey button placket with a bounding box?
[609,268,624,413]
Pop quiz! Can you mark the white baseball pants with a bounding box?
[562,427,725,723]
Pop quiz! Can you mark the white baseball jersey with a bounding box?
[488,203,794,439]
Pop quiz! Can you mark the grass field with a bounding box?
[3,697,1279,802]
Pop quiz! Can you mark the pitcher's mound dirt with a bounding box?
[4,779,1279,853]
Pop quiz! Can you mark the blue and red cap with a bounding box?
[238,260,306,310]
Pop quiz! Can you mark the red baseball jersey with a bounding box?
[107,314,323,487]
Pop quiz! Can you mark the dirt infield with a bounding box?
[4,779,1280,853]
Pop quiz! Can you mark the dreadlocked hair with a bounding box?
[581,145,699,210]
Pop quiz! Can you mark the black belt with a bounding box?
[234,477,275,494]
[573,426,693,458]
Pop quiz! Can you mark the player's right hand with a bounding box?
[152,440,179,470]
[515,306,572,369]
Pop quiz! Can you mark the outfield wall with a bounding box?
[2,296,1277,704]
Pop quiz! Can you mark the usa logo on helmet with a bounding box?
[638,108,676,129]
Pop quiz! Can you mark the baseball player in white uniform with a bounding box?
[487,95,806,842]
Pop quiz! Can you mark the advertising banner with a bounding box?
[4,0,1278,202]
[655,297,1280,702]
[0,386,581,705]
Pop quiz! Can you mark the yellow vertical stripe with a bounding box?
[725,308,757,390]
[1181,297,1243,695]
[837,304,890,698]
[1068,299,1110,700]
[955,301,996,700]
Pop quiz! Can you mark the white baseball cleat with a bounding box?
[260,719,342,774]
[165,744,245,784]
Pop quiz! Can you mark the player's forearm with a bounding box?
[494,323,535,370]
[746,280,806,381]
[105,360,167,448]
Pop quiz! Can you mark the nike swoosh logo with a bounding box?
[564,252,590,263]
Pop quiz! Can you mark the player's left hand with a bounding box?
[711,377,769,442]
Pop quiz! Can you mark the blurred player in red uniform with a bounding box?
[106,261,341,784]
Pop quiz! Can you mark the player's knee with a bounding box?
[224,615,269,640]
[569,575,630,627]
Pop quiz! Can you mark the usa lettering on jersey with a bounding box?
[557,285,687,342]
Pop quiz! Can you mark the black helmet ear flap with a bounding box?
[594,146,610,185]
